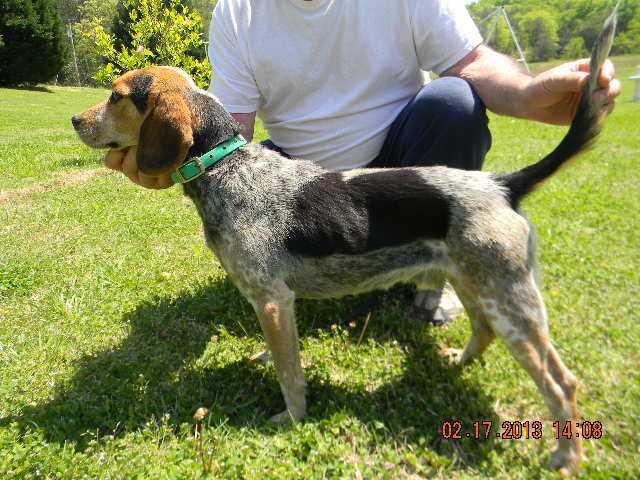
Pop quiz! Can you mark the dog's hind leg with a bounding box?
[251,282,306,423]
[444,284,496,365]
[485,274,581,475]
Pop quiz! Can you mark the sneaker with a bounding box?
[410,284,464,326]
[439,283,465,318]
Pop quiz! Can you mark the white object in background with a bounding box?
[631,66,640,102]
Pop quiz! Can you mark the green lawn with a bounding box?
[1,56,639,478]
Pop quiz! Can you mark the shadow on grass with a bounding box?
[11,84,54,93]
[2,277,500,467]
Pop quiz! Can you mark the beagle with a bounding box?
[72,11,617,474]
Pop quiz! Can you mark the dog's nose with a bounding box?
[71,115,82,128]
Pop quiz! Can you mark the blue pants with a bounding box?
[263,77,492,171]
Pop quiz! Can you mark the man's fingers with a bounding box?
[155,175,175,189]
[599,59,615,87]
[569,58,616,87]
[103,145,173,189]
[120,148,139,178]
[104,148,128,171]
[593,78,621,106]
[607,77,622,99]
[593,78,621,100]
[123,169,141,185]
[542,70,589,95]
[572,58,591,73]
[573,57,615,88]
[139,172,174,190]
[138,174,161,189]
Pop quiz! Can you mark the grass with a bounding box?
[1,55,639,478]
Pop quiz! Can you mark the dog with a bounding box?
[72,9,617,474]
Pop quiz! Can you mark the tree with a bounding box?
[89,0,210,88]
[0,0,66,86]
[481,14,518,57]
[519,10,559,62]
[56,0,85,25]
[60,0,118,86]
[111,0,198,51]
[563,37,588,59]
[190,0,217,30]
[617,9,640,53]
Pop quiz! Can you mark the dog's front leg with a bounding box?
[252,283,306,423]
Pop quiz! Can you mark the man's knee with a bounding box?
[415,77,491,170]
[417,77,489,138]
[370,77,492,170]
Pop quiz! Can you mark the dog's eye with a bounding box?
[109,92,123,104]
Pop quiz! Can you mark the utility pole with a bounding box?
[67,24,81,87]
[500,7,530,73]
[477,6,530,74]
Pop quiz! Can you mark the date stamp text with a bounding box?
[439,420,603,440]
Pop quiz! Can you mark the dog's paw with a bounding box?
[548,447,581,476]
[439,347,464,365]
[250,349,271,364]
[269,409,303,425]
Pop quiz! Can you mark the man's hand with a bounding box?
[521,58,621,125]
[446,46,621,126]
[103,112,255,190]
[104,147,174,189]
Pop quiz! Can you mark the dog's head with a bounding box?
[73,66,233,175]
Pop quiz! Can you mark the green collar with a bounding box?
[171,134,247,184]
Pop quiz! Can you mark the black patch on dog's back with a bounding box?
[130,74,154,112]
[286,170,450,257]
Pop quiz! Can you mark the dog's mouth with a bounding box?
[76,135,115,150]
[74,130,131,150]
[72,115,130,150]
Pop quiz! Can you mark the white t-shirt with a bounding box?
[209,0,482,171]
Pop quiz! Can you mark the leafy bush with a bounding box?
[111,0,195,52]
[88,0,210,88]
[0,0,66,86]
[563,37,588,59]
[617,12,640,53]
[519,10,559,62]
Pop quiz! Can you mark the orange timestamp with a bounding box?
[440,419,604,440]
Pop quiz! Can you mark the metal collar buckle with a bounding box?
[192,156,206,178]
[178,156,206,182]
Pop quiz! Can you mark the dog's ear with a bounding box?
[137,91,194,174]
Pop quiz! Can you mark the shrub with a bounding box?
[0,0,66,86]
[617,13,640,54]
[563,37,588,59]
[520,10,559,62]
[88,0,210,88]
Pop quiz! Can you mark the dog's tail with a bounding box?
[499,5,618,208]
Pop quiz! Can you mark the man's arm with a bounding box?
[443,45,621,125]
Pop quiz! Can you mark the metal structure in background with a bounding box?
[631,66,640,102]
[67,24,81,87]
[478,6,530,73]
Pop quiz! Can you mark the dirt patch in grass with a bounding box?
[0,168,111,205]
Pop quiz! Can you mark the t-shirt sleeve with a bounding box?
[208,0,260,113]
[411,0,483,75]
